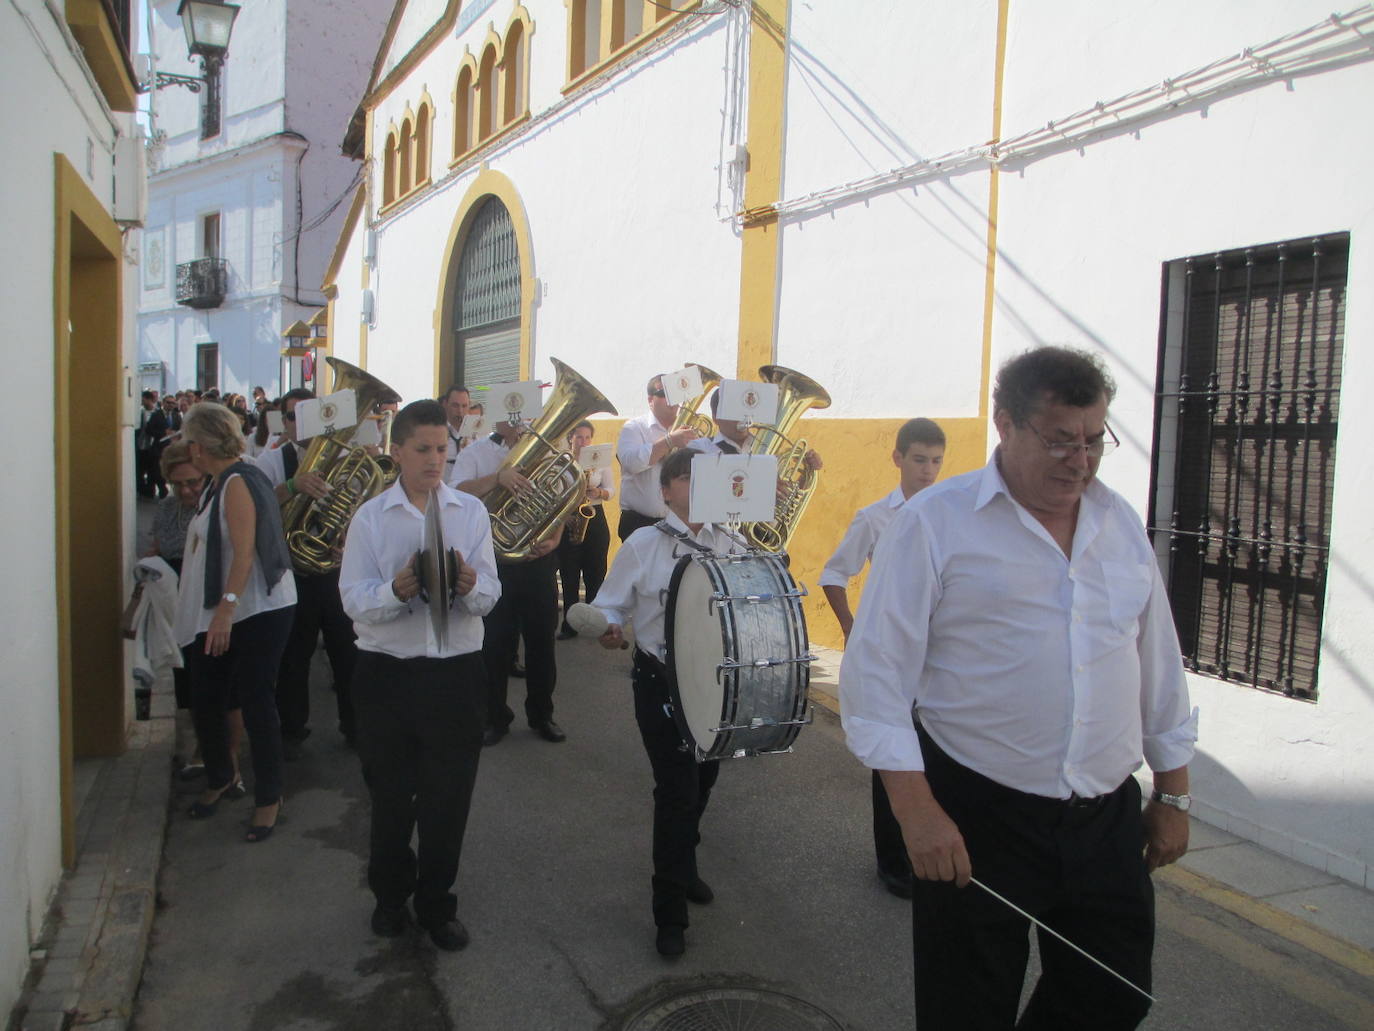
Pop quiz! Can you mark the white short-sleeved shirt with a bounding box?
[840,457,1198,799]
[174,472,298,647]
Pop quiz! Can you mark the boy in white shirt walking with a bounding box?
[821,418,945,898]
[340,400,501,950]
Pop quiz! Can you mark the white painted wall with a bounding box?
[0,0,138,1015]
[356,4,742,412]
[140,0,390,396]
[989,0,1374,886]
[330,0,1374,887]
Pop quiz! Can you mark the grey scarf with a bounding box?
[201,461,293,609]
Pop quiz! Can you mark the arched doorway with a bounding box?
[452,196,522,388]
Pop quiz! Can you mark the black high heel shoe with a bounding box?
[245,799,284,843]
[187,781,235,819]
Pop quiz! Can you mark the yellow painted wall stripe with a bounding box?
[735,0,789,377]
[978,0,1010,418]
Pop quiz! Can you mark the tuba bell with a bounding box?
[483,358,618,562]
[670,363,724,440]
[280,356,402,574]
[743,364,831,552]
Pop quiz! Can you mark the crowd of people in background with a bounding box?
[136,386,279,496]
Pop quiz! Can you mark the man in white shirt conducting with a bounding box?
[340,400,501,951]
[840,346,1196,1030]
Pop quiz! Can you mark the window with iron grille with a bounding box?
[1149,233,1347,700]
[453,197,521,390]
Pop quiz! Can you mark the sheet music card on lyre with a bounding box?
[294,389,358,438]
[266,410,285,435]
[352,413,383,448]
[578,442,613,471]
[458,412,488,439]
[716,379,779,428]
[662,365,704,407]
[488,381,543,425]
[688,453,778,527]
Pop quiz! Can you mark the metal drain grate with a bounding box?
[621,986,844,1031]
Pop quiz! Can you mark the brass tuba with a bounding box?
[280,357,402,574]
[484,358,618,562]
[670,363,723,440]
[743,364,831,552]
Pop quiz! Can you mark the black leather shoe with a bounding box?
[427,919,470,951]
[556,625,577,640]
[482,725,508,747]
[878,868,914,900]
[371,904,408,938]
[655,925,685,958]
[686,877,714,905]
[531,720,566,743]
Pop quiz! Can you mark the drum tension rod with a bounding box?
[708,588,807,610]
[716,653,817,675]
[713,711,813,734]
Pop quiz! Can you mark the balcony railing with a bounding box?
[175,258,228,309]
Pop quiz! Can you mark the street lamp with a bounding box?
[139,0,241,138]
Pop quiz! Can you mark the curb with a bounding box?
[12,711,174,1031]
[1157,864,1374,979]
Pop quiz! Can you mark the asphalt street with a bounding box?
[132,632,1374,1030]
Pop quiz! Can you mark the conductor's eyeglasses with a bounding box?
[1026,421,1120,459]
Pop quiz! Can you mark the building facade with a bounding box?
[323,0,1374,889]
[1,0,143,1015]
[137,0,391,398]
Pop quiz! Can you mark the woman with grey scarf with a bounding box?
[173,403,297,843]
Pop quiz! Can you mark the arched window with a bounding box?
[454,65,474,156]
[382,130,397,206]
[478,45,499,140]
[569,0,601,79]
[502,21,526,125]
[398,117,413,194]
[611,0,642,50]
[453,197,522,387]
[655,0,690,24]
[414,102,431,185]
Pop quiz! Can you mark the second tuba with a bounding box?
[280,356,402,574]
[744,364,831,552]
[670,362,724,440]
[484,358,618,562]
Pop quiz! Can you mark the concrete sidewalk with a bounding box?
[9,644,1374,1030]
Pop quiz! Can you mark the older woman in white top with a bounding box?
[175,403,297,842]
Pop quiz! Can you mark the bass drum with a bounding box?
[664,552,813,761]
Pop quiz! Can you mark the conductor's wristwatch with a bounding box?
[1150,790,1191,812]
[222,592,240,605]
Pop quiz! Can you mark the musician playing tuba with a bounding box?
[614,372,705,542]
[450,360,617,748]
[252,386,368,754]
[686,372,825,551]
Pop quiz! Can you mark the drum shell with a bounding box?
[665,552,811,760]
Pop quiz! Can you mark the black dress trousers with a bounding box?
[632,649,721,930]
[910,726,1155,1031]
[353,649,486,928]
[274,567,358,741]
[481,552,559,729]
